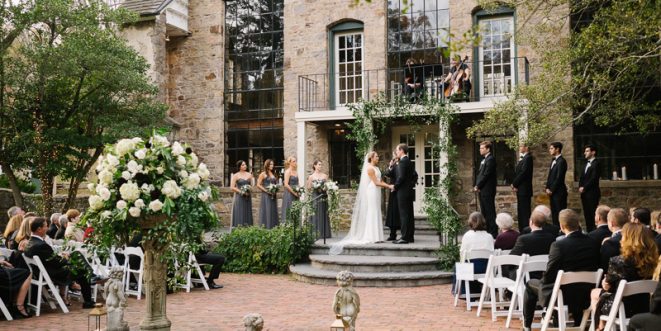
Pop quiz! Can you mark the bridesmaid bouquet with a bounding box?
[312,179,325,193]
[239,184,252,197]
[293,186,306,197]
[266,183,280,199]
[324,180,339,193]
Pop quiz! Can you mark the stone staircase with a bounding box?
[290,216,453,287]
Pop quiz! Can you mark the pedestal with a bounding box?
[139,238,171,331]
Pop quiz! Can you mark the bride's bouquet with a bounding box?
[239,184,252,197]
[266,183,280,199]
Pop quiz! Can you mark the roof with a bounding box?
[120,0,174,16]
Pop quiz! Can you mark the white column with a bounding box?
[438,116,450,199]
[296,120,306,186]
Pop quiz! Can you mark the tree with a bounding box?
[467,0,660,146]
[0,0,167,213]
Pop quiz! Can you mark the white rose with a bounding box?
[151,135,170,147]
[98,170,114,185]
[97,186,111,201]
[183,173,200,190]
[87,183,96,191]
[198,191,209,202]
[189,153,199,167]
[122,171,132,180]
[197,163,210,180]
[134,199,145,208]
[106,154,119,167]
[176,155,186,167]
[149,199,163,212]
[134,148,147,160]
[119,182,141,202]
[127,160,142,174]
[131,137,143,144]
[179,170,189,178]
[129,207,141,218]
[161,180,182,199]
[171,142,184,156]
[116,200,127,209]
[101,211,112,219]
[115,139,135,156]
[156,166,164,174]
[88,195,104,210]
[141,183,152,194]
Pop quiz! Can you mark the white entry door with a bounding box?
[391,126,440,216]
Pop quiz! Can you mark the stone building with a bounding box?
[113,0,661,228]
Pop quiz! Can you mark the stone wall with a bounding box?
[166,0,225,182]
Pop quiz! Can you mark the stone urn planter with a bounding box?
[139,215,171,331]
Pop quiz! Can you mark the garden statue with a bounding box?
[243,313,264,331]
[105,266,129,331]
[332,270,360,331]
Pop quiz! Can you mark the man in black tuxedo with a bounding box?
[393,143,416,244]
[545,142,567,227]
[521,205,561,237]
[511,211,556,257]
[23,217,96,308]
[384,150,400,241]
[522,209,599,330]
[579,144,600,232]
[600,208,628,273]
[512,144,533,232]
[587,205,612,244]
[474,141,497,237]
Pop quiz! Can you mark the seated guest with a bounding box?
[590,223,659,331]
[521,205,561,237]
[494,212,519,250]
[55,214,68,240]
[13,216,32,252]
[3,214,23,249]
[0,258,32,319]
[588,205,612,244]
[6,206,25,220]
[522,209,600,331]
[460,212,495,254]
[64,209,84,242]
[24,217,99,309]
[511,211,557,257]
[195,245,225,289]
[46,213,61,239]
[601,208,628,273]
[628,258,661,331]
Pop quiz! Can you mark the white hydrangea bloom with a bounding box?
[179,170,189,178]
[106,154,120,167]
[198,191,209,202]
[149,199,163,212]
[189,153,199,167]
[134,199,145,208]
[98,170,113,185]
[97,186,111,201]
[87,183,96,192]
[115,139,135,156]
[176,155,186,167]
[151,135,170,147]
[141,183,152,194]
[134,148,147,160]
[156,166,164,174]
[183,173,200,190]
[129,207,141,218]
[119,182,140,202]
[88,195,104,210]
[131,137,143,144]
[171,141,185,156]
[121,171,132,180]
[161,180,182,199]
[116,200,127,210]
[197,163,210,180]
[127,160,142,174]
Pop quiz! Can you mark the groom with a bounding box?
[392,143,416,244]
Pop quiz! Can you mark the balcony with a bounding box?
[298,57,529,114]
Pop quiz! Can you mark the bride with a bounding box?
[329,151,392,255]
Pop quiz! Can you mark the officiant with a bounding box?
[384,151,400,241]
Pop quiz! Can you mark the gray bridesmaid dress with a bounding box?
[310,179,331,238]
[231,178,253,228]
[281,175,299,222]
[259,176,279,229]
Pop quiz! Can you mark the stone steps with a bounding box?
[289,264,452,287]
[309,254,439,273]
[310,235,440,258]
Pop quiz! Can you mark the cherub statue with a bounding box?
[243,313,264,331]
[105,266,129,331]
[332,270,360,331]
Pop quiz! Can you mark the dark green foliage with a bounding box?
[436,243,460,271]
[0,174,36,193]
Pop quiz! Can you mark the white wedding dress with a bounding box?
[329,158,384,255]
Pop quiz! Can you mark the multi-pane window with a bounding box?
[225,0,284,184]
[478,16,515,97]
[473,140,516,186]
[335,32,364,105]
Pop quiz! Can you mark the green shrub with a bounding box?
[0,174,36,193]
[436,244,460,271]
[213,222,316,274]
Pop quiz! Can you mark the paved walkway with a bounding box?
[1,273,521,330]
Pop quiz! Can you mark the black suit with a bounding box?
[546,155,568,226]
[384,163,400,239]
[512,153,533,232]
[523,231,599,327]
[600,232,622,274]
[475,153,497,237]
[510,229,557,279]
[579,158,601,232]
[24,236,93,303]
[46,224,59,239]
[588,224,612,245]
[521,223,561,237]
[394,155,416,242]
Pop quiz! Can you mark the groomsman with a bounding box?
[579,144,600,232]
[474,141,497,237]
[545,142,567,227]
[512,144,533,232]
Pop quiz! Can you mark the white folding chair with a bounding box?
[541,269,603,331]
[477,254,525,321]
[123,246,144,299]
[454,249,492,311]
[598,279,658,331]
[22,254,70,316]
[506,255,549,328]
[175,252,210,292]
[73,246,108,302]
[0,296,11,321]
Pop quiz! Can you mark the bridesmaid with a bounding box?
[281,156,300,222]
[257,159,279,229]
[231,160,254,228]
[306,160,331,239]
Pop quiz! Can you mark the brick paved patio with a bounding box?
[1,273,521,330]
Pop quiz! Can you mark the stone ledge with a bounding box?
[571,180,661,188]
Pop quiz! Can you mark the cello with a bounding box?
[443,55,469,98]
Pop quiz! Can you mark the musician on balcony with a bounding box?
[439,55,471,101]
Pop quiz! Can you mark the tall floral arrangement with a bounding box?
[82,134,218,253]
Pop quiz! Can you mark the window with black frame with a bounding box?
[387,0,450,99]
[473,139,517,186]
[225,0,284,185]
[329,128,361,188]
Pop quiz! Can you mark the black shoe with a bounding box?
[208,281,223,289]
[82,301,96,309]
[394,239,409,244]
[386,236,397,241]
